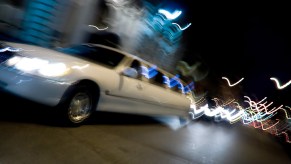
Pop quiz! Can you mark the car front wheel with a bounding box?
[67,91,92,124]
[59,85,96,126]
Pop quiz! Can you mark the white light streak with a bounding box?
[172,23,192,31]
[222,77,244,87]
[0,47,23,52]
[72,64,89,70]
[158,9,182,20]
[88,25,108,31]
[0,47,34,52]
[270,77,291,90]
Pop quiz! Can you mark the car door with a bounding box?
[107,59,145,103]
[139,66,191,114]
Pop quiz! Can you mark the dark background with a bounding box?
[175,2,290,106]
[2,0,289,106]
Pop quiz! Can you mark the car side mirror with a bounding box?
[122,68,138,78]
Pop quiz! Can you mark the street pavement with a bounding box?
[0,92,290,164]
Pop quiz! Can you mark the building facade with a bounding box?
[0,0,191,72]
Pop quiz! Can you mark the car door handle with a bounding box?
[136,83,143,90]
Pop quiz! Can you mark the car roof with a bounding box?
[84,43,179,79]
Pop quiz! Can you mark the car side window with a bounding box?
[152,71,166,88]
[164,75,183,94]
[96,48,125,67]
[129,60,142,79]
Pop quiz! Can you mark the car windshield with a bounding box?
[57,45,124,67]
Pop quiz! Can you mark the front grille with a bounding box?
[0,51,13,64]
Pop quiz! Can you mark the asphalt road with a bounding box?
[0,92,290,164]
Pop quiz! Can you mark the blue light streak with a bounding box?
[141,65,158,79]
[163,74,180,88]
[141,65,194,94]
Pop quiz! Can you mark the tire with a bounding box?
[59,84,97,126]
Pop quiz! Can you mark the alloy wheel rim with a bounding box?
[68,92,92,123]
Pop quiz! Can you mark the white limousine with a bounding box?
[0,41,195,126]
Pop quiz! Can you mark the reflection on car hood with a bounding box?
[2,41,90,67]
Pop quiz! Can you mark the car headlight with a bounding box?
[5,56,70,77]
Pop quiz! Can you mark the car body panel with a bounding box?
[0,41,195,118]
[0,66,72,106]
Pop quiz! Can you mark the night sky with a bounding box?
[170,2,291,106]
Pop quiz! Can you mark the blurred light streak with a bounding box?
[189,94,291,143]
[0,47,23,52]
[222,77,244,87]
[259,103,284,114]
[244,96,282,115]
[229,102,245,123]
[276,107,291,119]
[189,104,208,119]
[158,9,181,20]
[241,96,291,142]
[194,97,206,107]
[172,23,192,31]
[162,74,192,94]
[204,106,223,117]
[163,74,180,88]
[182,82,195,93]
[251,119,280,131]
[241,110,271,124]
[258,101,274,111]
[220,108,236,119]
[141,65,158,79]
[141,65,193,94]
[176,61,209,81]
[212,97,235,107]
[189,102,244,123]
[277,131,291,143]
[189,93,290,143]
[72,64,90,70]
[88,25,108,31]
[229,110,245,124]
[270,77,291,90]
[188,96,204,119]
[243,97,277,122]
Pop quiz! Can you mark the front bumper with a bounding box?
[0,66,73,107]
